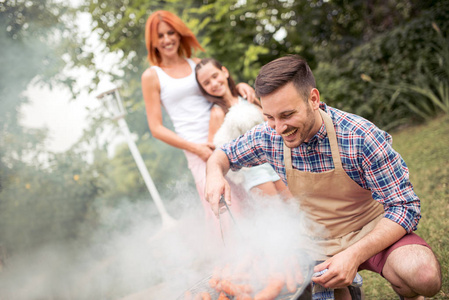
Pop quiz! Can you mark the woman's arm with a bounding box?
[141,68,215,161]
[207,105,226,143]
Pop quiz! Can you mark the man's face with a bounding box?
[262,82,321,148]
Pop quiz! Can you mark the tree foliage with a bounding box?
[0,0,99,254]
[0,148,105,253]
[315,0,449,129]
[83,0,447,132]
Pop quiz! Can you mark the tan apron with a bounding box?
[284,109,384,259]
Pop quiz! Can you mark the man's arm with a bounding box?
[312,218,406,288]
[205,149,232,217]
[312,118,417,289]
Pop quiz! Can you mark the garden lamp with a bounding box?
[97,87,177,229]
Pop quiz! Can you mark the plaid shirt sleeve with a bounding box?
[360,125,421,232]
[220,123,269,171]
[221,105,421,233]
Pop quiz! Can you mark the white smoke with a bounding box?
[0,186,321,299]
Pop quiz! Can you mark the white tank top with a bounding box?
[151,59,212,143]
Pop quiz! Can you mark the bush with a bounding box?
[315,1,449,130]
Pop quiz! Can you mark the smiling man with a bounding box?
[204,55,441,300]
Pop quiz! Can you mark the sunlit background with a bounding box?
[1,0,448,299]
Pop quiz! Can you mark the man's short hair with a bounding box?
[255,55,316,101]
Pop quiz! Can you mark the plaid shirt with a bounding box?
[220,103,421,232]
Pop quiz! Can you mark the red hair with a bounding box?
[145,10,204,66]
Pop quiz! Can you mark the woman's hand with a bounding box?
[236,82,260,105]
[194,142,216,161]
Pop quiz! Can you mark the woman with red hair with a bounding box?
[141,10,254,226]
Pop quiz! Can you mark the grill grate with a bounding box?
[178,268,313,300]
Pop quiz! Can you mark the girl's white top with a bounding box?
[213,97,281,191]
[151,58,212,143]
[213,97,264,147]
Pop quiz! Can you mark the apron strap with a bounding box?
[319,109,343,171]
[284,144,292,170]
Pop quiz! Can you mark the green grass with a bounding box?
[360,114,449,299]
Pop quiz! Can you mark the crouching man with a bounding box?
[204,55,441,300]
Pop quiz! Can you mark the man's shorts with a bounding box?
[358,232,430,276]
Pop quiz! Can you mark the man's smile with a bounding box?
[282,128,297,137]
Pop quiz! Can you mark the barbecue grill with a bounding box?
[177,260,314,300]
[180,197,316,299]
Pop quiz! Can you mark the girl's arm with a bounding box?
[141,68,215,161]
[207,105,226,143]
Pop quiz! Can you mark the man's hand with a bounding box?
[312,218,407,289]
[312,248,360,289]
[205,173,230,217]
[205,150,232,217]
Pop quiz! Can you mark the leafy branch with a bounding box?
[361,22,449,120]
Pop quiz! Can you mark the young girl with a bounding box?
[195,58,290,198]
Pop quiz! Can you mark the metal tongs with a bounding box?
[218,195,239,246]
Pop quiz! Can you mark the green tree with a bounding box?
[82,0,439,129]
[0,148,105,253]
[0,0,100,255]
[315,1,449,129]
[0,0,88,187]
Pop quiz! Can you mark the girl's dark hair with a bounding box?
[255,55,316,101]
[195,58,238,114]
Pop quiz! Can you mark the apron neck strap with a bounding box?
[319,109,342,169]
[284,143,292,170]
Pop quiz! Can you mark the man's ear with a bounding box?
[309,88,321,109]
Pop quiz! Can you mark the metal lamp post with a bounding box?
[97,87,177,229]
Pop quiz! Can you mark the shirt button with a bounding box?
[307,146,312,150]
